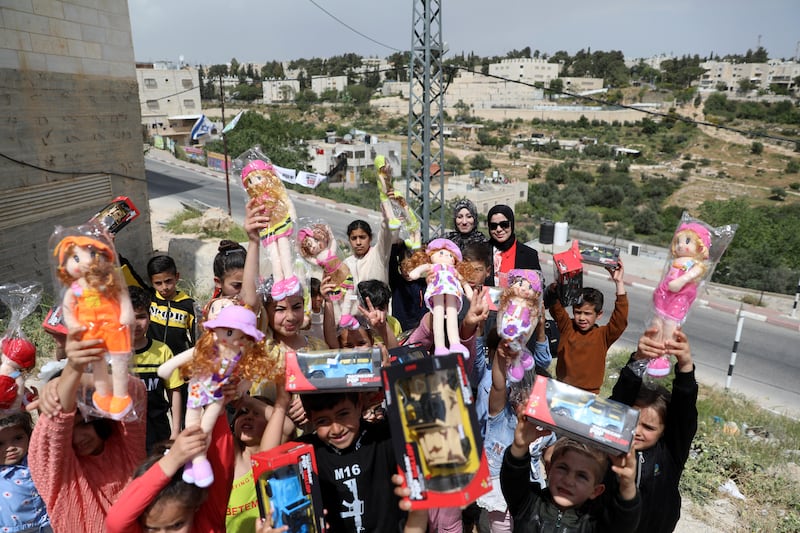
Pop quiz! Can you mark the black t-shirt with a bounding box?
[297,420,404,533]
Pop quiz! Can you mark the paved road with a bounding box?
[145,151,800,418]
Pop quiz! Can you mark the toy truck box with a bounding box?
[382,353,491,510]
[285,347,382,392]
[578,240,621,270]
[552,240,583,307]
[251,442,325,533]
[523,375,639,456]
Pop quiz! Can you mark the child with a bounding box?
[357,279,400,348]
[501,427,640,533]
[0,412,51,533]
[212,239,247,298]
[147,255,197,355]
[296,392,404,532]
[28,328,147,533]
[549,260,627,393]
[128,285,184,452]
[608,327,697,533]
[307,277,325,341]
[105,417,234,533]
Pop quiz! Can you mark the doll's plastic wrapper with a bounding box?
[251,441,326,533]
[524,375,640,456]
[644,212,738,378]
[48,223,141,422]
[0,282,42,412]
[496,269,544,383]
[236,146,305,304]
[296,217,361,329]
[383,353,491,510]
[374,154,422,250]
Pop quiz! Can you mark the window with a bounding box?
[520,191,524,198]
[146,100,159,110]
[354,151,365,159]
[181,78,193,89]
[144,78,157,89]
[183,99,196,108]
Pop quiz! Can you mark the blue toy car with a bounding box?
[261,465,313,533]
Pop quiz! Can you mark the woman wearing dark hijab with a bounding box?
[444,198,488,251]
[485,204,541,287]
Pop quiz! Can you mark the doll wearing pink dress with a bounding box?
[497,269,542,382]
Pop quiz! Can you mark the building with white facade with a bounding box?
[306,135,402,186]
[262,79,301,103]
[698,60,769,91]
[137,62,202,140]
[311,75,348,96]
[488,58,562,84]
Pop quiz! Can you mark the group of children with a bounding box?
[0,190,698,533]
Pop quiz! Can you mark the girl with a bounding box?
[0,412,51,533]
[444,198,488,251]
[402,238,474,358]
[609,327,697,533]
[344,216,394,287]
[212,240,246,298]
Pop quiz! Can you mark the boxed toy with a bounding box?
[523,375,639,456]
[285,347,382,392]
[552,240,583,307]
[383,353,491,510]
[251,442,325,533]
[578,240,621,270]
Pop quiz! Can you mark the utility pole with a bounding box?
[406,0,445,241]
[218,73,232,216]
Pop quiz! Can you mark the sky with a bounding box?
[128,1,799,66]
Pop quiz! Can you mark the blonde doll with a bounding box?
[375,155,421,250]
[403,238,473,358]
[297,223,359,329]
[157,305,276,487]
[497,269,542,382]
[648,222,710,376]
[54,231,135,420]
[241,159,300,301]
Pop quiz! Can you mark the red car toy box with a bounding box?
[382,353,491,510]
[285,347,382,392]
[250,442,325,533]
[523,375,639,456]
[553,240,583,307]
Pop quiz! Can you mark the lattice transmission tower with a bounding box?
[405,0,446,241]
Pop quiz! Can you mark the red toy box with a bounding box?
[523,375,639,456]
[382,353,491,510]
[285,347,382,392]
[553,240,583,307]
[250,442,325,533]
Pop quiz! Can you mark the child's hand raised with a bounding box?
[511,417,550,458]
[160,426,208,477]
[666,327,692,372]
[244,198,270,243]
[610,447,637,501]
[64,326,105,371]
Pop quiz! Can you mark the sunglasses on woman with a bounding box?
[489,220,511,231]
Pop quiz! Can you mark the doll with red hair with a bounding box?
[403,238,474,358]
[53,229,135,419]
[157,305,278,487]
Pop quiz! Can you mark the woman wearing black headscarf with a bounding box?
[444,199,488,251]
[485,204,541,287]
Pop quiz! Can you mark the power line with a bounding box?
[0,151,146,182]
[305,0,402,52]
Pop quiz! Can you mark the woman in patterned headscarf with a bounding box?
[444,198,488,251]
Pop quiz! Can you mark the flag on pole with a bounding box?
[222,110,244,135]
[190,114,214,140]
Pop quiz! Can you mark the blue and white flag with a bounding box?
[222,110,244,135]
[190,114,214,140]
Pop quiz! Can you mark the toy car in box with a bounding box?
[382,353,491,510]
[578,241,621,270]
[285,347,382,392]
[251,442,325,533]
[523,375,639,456]
[553,240,583,307]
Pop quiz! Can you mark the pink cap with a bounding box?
[427,238,462,262]
[508,269,542,293]
[242,159,270,179]
[677,222,711,250]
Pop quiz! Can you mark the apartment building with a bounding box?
[488,58,562,84]
[306,136,402,186]
[699,60,770,91]
[311,75,348,96]
[137,62,202,142]
[263,78,301,103]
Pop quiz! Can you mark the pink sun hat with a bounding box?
[427,238,462,262]
[677,222,711,250]
[203,305,264,342]
[508,269,543,293]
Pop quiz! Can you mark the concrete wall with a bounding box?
[0,0,152,291]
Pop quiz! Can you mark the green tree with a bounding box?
[230,58,240,79]
[738,78,756,93]
[445,154,464,174]
[469,154,491,171]
[527,163,543,180]
[751,141,764,155]
[548,78,564,100]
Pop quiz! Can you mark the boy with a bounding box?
[147,255,196,355]
[129,286,183,452]
[549,261,627,393]
[296,392,404,532]
[500,424,640,533]
[357,279,400,347]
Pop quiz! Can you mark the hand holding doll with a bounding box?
[375,155,421,250]
[497,269,542,382]
[53,229,135,420]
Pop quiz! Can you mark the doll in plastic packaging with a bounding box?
[403,238,474,358]
[297,222,360,329]
[53,228,135,419]
[375,155,421,250]
[238,148,300,301]
[647,214,737,377]
[0,283,41,411]
[497,269,542,382]
[157,305,275,487]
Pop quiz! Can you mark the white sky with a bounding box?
[128,1,799,65]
